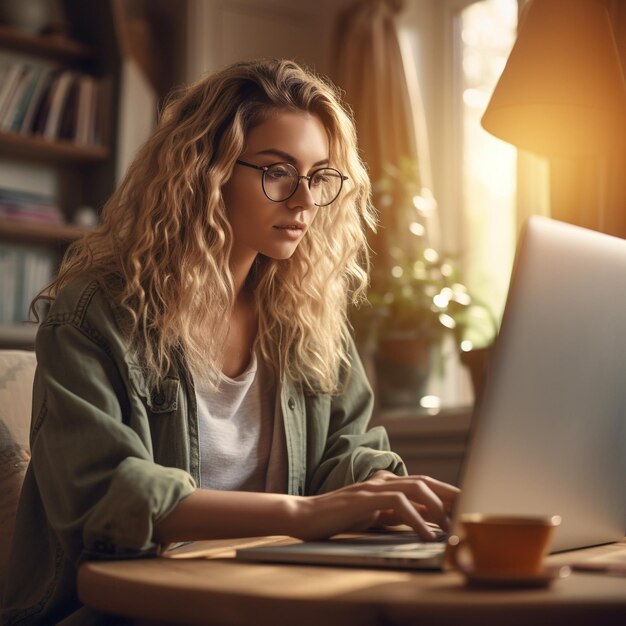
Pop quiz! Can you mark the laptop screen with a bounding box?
[454,216,626,552]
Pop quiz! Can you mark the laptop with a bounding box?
[237,216,626,569]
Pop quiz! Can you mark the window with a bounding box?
[398,0,518,407]
[459,0,518,349]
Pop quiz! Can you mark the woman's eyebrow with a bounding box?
[254,148,329,168]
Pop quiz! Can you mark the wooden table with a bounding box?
[78,536,626,626]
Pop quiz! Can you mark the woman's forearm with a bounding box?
[153,488,303,543]
[153,473,460,545]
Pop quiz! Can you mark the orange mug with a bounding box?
[447,513,562,576]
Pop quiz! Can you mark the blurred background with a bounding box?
[0,1,625,474]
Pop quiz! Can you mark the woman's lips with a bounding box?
[273,223,305,239]
[273,222,305,230]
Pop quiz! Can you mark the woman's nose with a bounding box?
[286,177,315,210]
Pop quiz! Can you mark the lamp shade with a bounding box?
[481,0,626,156]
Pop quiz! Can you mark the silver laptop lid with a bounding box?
[455,216,626,552]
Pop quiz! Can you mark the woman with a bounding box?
[2,59,458,625]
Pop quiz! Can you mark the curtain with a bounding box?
[332,0,438,264]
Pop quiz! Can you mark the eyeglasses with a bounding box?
[236,159,348,207]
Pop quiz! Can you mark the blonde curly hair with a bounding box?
[38,59,375,393]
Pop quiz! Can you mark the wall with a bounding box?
[185,0,354,81]
[114,0,188,182]
[184,0,445,202]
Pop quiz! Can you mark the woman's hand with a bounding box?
[154,473,459,545]
[290,471,460,542]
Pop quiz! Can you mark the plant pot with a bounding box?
[374,336,434,408]
[459,345,492,397]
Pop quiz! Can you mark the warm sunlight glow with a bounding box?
[461,0,517,347]
[391,265,403,278]
[420,395,441,410]
[439,313,456,329]
[461,339,474,352]
[409,221,425,236]
[433,293,449,309]
[423,248,439,263]
[463,87,489,108]
[440,263,453,277]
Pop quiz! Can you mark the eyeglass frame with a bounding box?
[235,159,348,207]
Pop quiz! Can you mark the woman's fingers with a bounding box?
[359,474,458,531]
[409,475,461,501]
[304,489,437,541]
[350,491,438,540]
[408,480,449,530]
[371,471,460,503]
[300,474,461,541]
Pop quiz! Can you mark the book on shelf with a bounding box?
[0,65,12,115]
[43,70,76,139]
[58,73,80,141]
[0,244,55,325]
[95,75,113,147]
[0,187,64,225]
[51,73,102,145]
[0,64,28,124]
[31,69,58,136]
[75,75,96,145]
[8,65,44,132]
[19,66,54,134]
[0,64,33,131]
[0,59,110,147]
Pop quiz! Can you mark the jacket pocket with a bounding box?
[128,366,179,414]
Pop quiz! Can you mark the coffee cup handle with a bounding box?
[446,536,474,575]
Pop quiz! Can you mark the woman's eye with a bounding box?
[267,167,291,180]
[311,173,329,186]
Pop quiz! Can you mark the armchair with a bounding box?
[0,350,36,596]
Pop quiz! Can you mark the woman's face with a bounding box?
[222,109,329,265]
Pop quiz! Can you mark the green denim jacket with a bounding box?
[1,277,406,626]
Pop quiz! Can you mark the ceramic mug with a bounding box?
[447,513,562,576]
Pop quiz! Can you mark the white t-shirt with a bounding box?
[194,352,285,492]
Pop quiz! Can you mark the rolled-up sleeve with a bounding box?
[308,337,407,494]
[31,321,195,564]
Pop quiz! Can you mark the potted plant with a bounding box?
[352,161,495,408]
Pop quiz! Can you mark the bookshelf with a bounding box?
[0,220,85,246]
[0,0,121,350]
[0,130,110,161]
[0,24,97,63]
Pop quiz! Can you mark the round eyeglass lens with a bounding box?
[310,168,343,206]
[262,163,299,202]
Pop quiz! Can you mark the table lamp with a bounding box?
[481,0,626,157]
